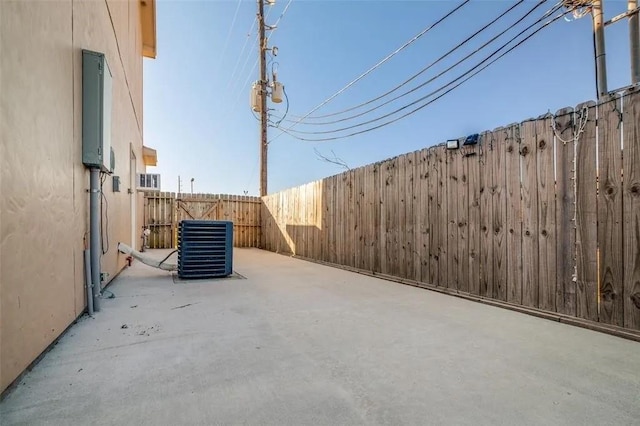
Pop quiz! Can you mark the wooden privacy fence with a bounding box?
[262,88,640,331]
[144,192,261,248]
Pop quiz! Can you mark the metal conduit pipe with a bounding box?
[631,0,640,84]
[592,0,608,98]
[84,249,94,316]
[90,168,102,312]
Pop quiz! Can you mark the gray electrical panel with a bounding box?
[82,50,113,171]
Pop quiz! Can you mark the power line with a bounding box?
[217,0,243,72]
[227,58,259,117]
[228,7,273,95]
[267,0,295,39]
[268,0,472,144]
[287,0,528,122]
[272,6,571,142]
[226,17,257,88]
[278,0,556,131]
[278,0,472,131]
[280,3,565,138]
[223,6,277,121]
[230,41,258,93]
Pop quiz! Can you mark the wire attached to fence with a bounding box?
[551,105,589,288]
[551,106,589,144]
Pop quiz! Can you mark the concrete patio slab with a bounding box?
[1,248,639,425]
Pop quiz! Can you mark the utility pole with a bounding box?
[592,0,608,98]
[258,0,268,196]
[631,0,640,84]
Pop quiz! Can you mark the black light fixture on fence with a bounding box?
[464,133,479,146]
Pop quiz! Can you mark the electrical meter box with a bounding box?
[82,50,113,172]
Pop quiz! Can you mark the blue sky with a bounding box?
[144,0,633,195]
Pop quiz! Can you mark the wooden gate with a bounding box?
[144,192,261,249]
[144,192,176,249]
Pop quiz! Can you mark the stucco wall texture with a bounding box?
[1,0,148,392]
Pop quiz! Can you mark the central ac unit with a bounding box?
[178,220,233,279]
[137,173,161,191]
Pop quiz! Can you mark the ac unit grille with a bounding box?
[178,220,233,279]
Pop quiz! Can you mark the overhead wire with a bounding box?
[275,8,570,142]
[267,0,295,40]
[228,59,259,114]
[276,0,558,131]
[283,0,472,128]
[224,6,275,120]
[271,5,572,142]
[226,17,257,88]
[285,0,527,122]
[229,7,273,96]
[273,85,290,127]
[217,0,244,74]
[230,38,258,92]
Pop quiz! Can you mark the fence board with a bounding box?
[521,120,539,308]
[398,155,408,279]
[346,175,353,266]
[505,126,522,304]
[555,108,577,316]
[412,152,420,280]
[427,148,438,285]
[354,170,362,270]
[598,95,624,326]
[363,165,374,271]
[447,148,458,291]
[493,128,507,301]
[374,163,382,273]
[382,160,392,275]
[406,152,417,281]
[436,146,448,287]
[479,132,494,298]
[321,179,329,261]
[458,145,469,293]
[312,182,319,259]
[392,158,401,277]
[623,88,640,330]
[379,162,387,274]
[357,172,364,269]
[538,113,559,313]
[468,141,481,296]
[330,177,337,261]
[418,149,429,283]
[313,182,318,256]
[341,172,349,265]
[351,170,358,268]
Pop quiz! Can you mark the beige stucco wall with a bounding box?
[1,0,148,392]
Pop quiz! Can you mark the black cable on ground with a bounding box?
[158,249,178,267]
